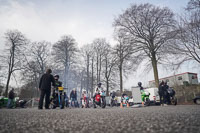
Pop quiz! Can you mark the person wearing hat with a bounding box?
[54,75,62,89]
[138,82,144,91]
[96,83,104,93]
[93,83,105,101]
[51,74,62,108]
[38,69,55,109]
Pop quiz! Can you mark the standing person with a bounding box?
[110,91,116,99]
[70,88,77,107]
[159,81,167,106]
[164,81,170,104]
[38,69,55,109]
[7,88,15,108]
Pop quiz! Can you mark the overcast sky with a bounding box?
[1,0,198,89]
[0,0,189,47]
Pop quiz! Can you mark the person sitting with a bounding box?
[121,93,129,107]
[167,86,176,104]
[110,91,116,99]
[51,74,62,108]
[138,82,144,91]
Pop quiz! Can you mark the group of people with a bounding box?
[159,80,175,106]
[138,81,175,106]
[39,69,77,109]
[38,68,176,109]
[38,68,91,109]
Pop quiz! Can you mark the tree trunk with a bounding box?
[64,65,68,88]
[91,58,94,97]
[86,55,89,93]
[5,72,11,97]
[151,54,159,88]
[96,55,99,83]
[119,64,123,94]
[105,58,109,96]
[5,46,15,97]
[80,71,83,98]
[106,79,109,96]
[99,55,102,82]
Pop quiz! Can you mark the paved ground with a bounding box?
[0,105,200,133]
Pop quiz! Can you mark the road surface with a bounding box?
[0,105,200,133]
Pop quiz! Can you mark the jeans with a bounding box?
[71,98,77,107]
[7,99,14,108]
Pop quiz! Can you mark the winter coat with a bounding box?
[8,90,15,99]
[70,91,77,100]
[159,84,168,96]
[55,80,62,89]
[39,73,55,91]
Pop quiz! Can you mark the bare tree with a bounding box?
[81,44,94,93]
[186,0,200,11]
[113,31,138,93]
[114,3,176,87]
[52,35,78,88]
[81,40,117,96]
[173,0,200,65]
[102,44,118,95]
[0,85,3,96]
[2,30,28,96]
[30,41,50,76]
[92,38,109,84]
[21,41,50,96]
[0,65,4,83]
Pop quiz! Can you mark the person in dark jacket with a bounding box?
[7,88,15,108]
[38,69,55,109]
[164,81,170,104]
[159,80,168,106]
[54,75,62,89]
[52,75,62,108]
[70,88,77,107]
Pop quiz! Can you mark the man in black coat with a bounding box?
[7,88,15,108]
[38,69,55,109]
[164,81,170,104]
[159,81,168,106]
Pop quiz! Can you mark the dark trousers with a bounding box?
[160,91,167,104]
[166,93,170,104]
[39,90,51,109]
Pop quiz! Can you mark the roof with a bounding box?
[149,72,197,82]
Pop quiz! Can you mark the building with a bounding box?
[149,72,199,87]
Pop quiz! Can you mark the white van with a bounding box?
[145,87,160,104]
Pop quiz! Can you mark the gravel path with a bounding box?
[0,105,200,133]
